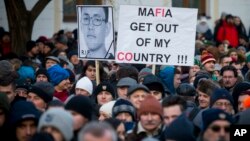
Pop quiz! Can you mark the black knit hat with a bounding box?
[93,82,116,100]
[164,114,196,141]
[36,68,50,81]
[9,101,41,127]
[65,95,94,121]
[28,82,54,103]
[202,108,233,132]
[112,98,136,121]
[26,40,37,52]
[143,74,165,97]
[176,83,196,96]
[210,88,234,107]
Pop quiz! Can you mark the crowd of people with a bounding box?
[0,11,250,141]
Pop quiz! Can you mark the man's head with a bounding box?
[93,82,115,105]
[9,101,41,141]
[162,95,187,126]
[116,77,137,99]
[27,82,54,111]
[202,108,233,141]
[112,98,136,122]
[201,51,216,73]
[210,88,234,114]
[38,108,73,141]
[142,74,165,101]
[220,65,238,89]
[78,121,117,141]
[75,76,93,96]
[219,55,232,67]
[65,95,94,130]
[81,7,111,52]
[138,95,163,132]
[127,84,150,110]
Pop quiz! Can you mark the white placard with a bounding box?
[116,5,198,66]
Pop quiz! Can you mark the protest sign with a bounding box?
[116,5,198,66]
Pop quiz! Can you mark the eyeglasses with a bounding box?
[214,101,232,107]
[82,14,105,26]
[210,125,230,133]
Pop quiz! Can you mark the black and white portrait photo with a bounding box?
[77,6,115,60]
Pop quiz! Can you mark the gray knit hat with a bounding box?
[38,108,73,141]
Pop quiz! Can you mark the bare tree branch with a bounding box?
[30,0,51,21]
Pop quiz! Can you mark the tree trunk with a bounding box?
[4,0,51,56]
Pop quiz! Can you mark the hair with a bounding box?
[219,54,230,64]
[81,7,109,23]
[197,79,220,96]
[78,121,117,141]
[162,95,187,112]
[220,65,238,78]
[103,7,109,23]
[79,60,108,81]
[116,66,138,82]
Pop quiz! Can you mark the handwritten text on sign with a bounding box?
[116,5,198,66]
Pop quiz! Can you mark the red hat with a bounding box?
[138,95,163,119]
[201,50,216,65]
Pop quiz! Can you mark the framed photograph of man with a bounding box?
[77,5,115,60]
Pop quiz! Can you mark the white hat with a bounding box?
[99,100,116,117]
[75,76,93,95]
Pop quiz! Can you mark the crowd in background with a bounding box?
[0,12,250,141]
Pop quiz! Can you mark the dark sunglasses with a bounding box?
[210,125,230,133]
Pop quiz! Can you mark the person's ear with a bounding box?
[105,22,111,36]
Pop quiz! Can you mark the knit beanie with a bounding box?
[200,50,216,65]
[210,88,234,107]
[29,82,54,103]
[36,36,48,44]
[142,74,165,97]
[38,108,73,141]
[93,82,116,100]
[138,67,153,81]
[138,95,163,119]
[176,83,196,96]
[164,114,196,141]
[67,50,78,60]
[99,100,116,117]
[202,108,233,132]
[47,64,69,86]
[0,60,14,78]
[75,76,93,95]
[36,68,50,81]
[26,40,37,52]
[194,58,201,67]
[17,66,35,84]
[65,95,94,121]
[9,101,41,127]
[112,98,136,120]
[193,74,210,89]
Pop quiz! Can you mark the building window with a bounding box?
[172,0,206,16]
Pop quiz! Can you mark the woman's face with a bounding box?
[85,65,96,80]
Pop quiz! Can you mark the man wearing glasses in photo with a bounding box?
[80,7,114,59]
